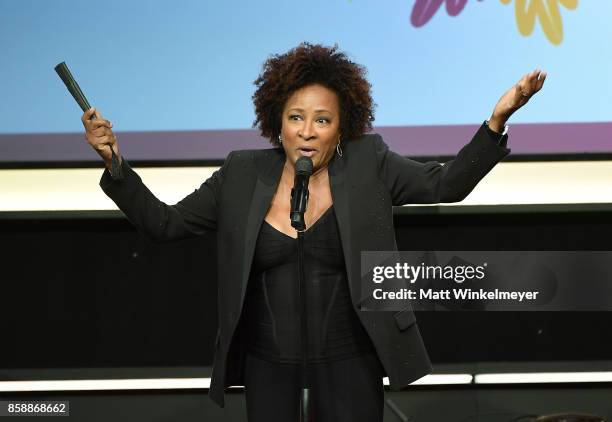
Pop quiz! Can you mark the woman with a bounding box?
[83,43,545,421]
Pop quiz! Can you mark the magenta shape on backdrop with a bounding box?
[411,0,470,27]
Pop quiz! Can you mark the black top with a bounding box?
[244,206,376,363]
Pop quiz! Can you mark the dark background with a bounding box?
[2,205,610,370]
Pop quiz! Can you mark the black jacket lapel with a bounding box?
[239,149,284,308]
[328,154,356,303]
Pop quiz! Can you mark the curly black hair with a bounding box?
[252,42,376,146]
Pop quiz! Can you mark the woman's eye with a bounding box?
[288,115,329,123]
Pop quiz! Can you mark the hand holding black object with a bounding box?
[81,107,122,172]
[54,61,123,179]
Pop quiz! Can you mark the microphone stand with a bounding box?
[290,157,313,421]
[296,227,312,422]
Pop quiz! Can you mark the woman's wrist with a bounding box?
[487,115,507,134]
[104,154,122,172]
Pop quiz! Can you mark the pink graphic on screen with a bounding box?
[411,0,472,27]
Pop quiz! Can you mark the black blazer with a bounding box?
[100,122,509,407]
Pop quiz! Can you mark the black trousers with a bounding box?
[244,352,385,422]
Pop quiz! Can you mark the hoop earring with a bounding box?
[278,134,283,144]
[336,139,343,157]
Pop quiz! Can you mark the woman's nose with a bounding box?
[299,120,315,139]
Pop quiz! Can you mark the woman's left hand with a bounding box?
[489,69,547,133]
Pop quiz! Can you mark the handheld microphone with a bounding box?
[54,62,91,112]
[54,61,123,180]
[290,157,313,231]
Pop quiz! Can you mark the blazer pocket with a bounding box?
[393,308,417,331]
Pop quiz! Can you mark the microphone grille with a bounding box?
[295,156,313,176]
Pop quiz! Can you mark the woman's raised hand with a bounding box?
[81,107,122,169]
[489,69,547,133]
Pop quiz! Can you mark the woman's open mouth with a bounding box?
[298,147,317,157]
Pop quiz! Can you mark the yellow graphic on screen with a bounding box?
[500,0,578,45]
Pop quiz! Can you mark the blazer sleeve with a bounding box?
[99,152,234,243]
[374,122,510,205]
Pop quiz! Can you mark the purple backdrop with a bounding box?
[1,122,611,163]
